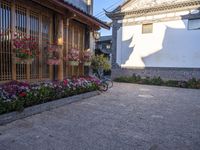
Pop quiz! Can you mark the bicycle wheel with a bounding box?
[99,82,108,92]
[103,77,113,88]
[106,80,113,88]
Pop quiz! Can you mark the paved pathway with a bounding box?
[0,83,200,150]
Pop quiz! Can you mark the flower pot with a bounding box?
[68,61,79,66]
[15,57,34,64]
[84,62,91,66]
[47,59,61,65]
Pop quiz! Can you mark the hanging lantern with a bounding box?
[93,31,100,40]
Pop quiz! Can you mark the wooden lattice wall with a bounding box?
[65,20,86,77]
[0,0,88,82]
[0,0,53,82]
[0,1,12,81]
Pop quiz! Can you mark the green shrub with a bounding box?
[151,77,164,85]
[114,75,200,89]
[91,54,111,73]
[187,78,200,89]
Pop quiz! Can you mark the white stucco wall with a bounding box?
[117,19,200,68]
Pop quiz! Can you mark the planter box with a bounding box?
[69,61,79,66]
[15,57,34,64]
[47,59,61,65]
[84,62,91,66]
[0,91,100,125]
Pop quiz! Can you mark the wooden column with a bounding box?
[57,15,64,81]
[71,22,75,77]
[11,2,16,80]
[39,14,42,79]
[65,19,69,77]
[49,17,54,80]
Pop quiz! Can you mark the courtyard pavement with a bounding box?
[0,83,200,150]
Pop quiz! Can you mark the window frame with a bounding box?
[142,23,153,34]
[188,18,200,30]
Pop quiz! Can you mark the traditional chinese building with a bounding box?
[0,0,109,83]
[106,0,200,80]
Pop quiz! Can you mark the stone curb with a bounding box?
[0,91,100,126]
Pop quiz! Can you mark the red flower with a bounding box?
[63,80,68,85]
[19,92,27,97]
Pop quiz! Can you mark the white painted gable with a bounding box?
[122,0,192,12]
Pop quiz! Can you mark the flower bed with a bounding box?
[0,77,100,115]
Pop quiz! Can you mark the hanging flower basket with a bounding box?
[13,33,39,64]
[47,59,61,65]
[15,57,34,64]
[68,61,79,66]
[84,62,91,66]
[82,50,92,66]
[67,48,80,62]
[47,44,61,65]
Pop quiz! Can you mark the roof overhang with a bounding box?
[31,0,110,30]
[106,0,200,19]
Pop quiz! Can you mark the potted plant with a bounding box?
[13,33,39,64]
[68,48,80,66]
[47,44,61,65]
[83,50,92,66]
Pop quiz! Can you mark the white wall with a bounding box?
[117,19,200,68]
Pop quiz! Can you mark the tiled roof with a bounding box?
[57,0,110,29]
[106,0,200,18]
[98,35,112,42]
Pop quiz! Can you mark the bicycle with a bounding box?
[98,80,109,92]
[94,70,113,89]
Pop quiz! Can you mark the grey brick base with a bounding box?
[112,67,200,81]
[0,91,100,125]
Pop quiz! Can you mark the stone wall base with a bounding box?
[0,91,100,125]
[112,67,200,81]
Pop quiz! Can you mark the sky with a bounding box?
[93,0,125,36]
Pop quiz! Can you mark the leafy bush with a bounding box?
[151,77,164,85]
[0,76,100,115]
[187,78,200,89]
[114,75,200,89]
[91,54,111,72]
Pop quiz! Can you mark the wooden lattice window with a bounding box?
[66,20,86,76]
[15,5,27,80]
[68,23,73,50]
[42,16,50,79]
[30,11,40,79]
[0,1,53,82]
[0,1,12,81]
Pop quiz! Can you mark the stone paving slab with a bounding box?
[0,83,200,150]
